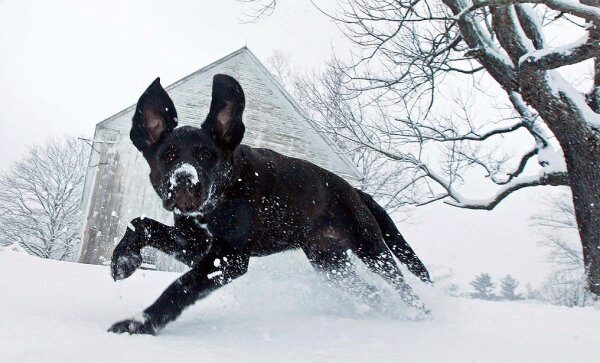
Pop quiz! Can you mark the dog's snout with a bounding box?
[169,163,200,190]
[174,172,192,186]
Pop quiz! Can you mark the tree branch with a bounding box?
[515,4,546,49]
[458,0,600,27]
[520,36,600,69]
[442,0,520,91]
[444,170,570,210]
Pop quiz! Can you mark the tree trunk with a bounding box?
[574,0,600,299]
[482,1,600,297]
[569,142,600,296]
[426,0,600,296]
[520,74,600,297]
[536,105,599,296]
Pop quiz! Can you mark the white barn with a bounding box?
[77,47,362,270]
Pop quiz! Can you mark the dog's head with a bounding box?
[130,74,245,215]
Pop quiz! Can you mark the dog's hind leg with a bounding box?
[335,204,429,314]
[353,235,428,313]
[356,189,431,283]
[302,241,381,307]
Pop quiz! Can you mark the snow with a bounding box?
[193,220,213,238]
[1,251,599,362]
[518,4,546,44]
[519,34,589,66]
[546,70,600,130]
[508,6,536,53]
[545,0,600,26]
[453,3,515,68]
[207,270,223,279]
[537,142,567,172]
[169,163,199,190]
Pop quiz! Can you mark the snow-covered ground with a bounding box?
[1,251,599,363]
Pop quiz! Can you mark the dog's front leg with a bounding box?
[110,217,179,281]
[108,253,249,335]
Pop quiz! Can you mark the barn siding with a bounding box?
[78,47,362,270]
[79,130,124,264]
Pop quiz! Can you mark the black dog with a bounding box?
[108,74,431,335]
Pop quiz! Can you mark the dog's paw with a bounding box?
[110,251,143,281]
[107,317,156,335]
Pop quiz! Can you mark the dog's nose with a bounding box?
[174,172,193,187]
[169,164,200,190]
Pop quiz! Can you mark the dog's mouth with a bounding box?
[163,163,206,213]
[163,162,224,216]
[165,181,218,216]
[164,188,203,214]
[175,190,202,212]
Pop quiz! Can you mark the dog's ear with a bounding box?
[201,74,245,151]
[130,78,178,153]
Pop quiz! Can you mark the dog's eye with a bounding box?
[161,149,178,163]
[194,148,212,161]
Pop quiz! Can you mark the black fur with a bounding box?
[108,74,431,335]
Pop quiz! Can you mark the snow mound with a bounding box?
[1,251,599,362]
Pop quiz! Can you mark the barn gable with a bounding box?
[77,47,362,268]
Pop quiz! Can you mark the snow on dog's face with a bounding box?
[130,74,245,215]
[152,127,220,214]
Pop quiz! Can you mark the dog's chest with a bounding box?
[201,194,306,255]
[249,199,311,255]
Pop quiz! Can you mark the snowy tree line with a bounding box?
[0,137,88,261]
[467,273,523,301]
[457,267,588,307]
[442,191,589,306]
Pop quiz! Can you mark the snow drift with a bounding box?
[1,251,599,362]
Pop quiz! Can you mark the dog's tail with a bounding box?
[356,189,431,283]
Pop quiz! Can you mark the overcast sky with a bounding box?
[0,0,575,289]
[0,0,346,169]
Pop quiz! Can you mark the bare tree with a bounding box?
[532,192,589,306]
[0,137,88,260]
[241,0,600,296]
[238,0,278,22]
[267,50,299,97]
[532,193,583,274]
[267,51,419,214]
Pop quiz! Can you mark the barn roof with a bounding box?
[94,47,362,181]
